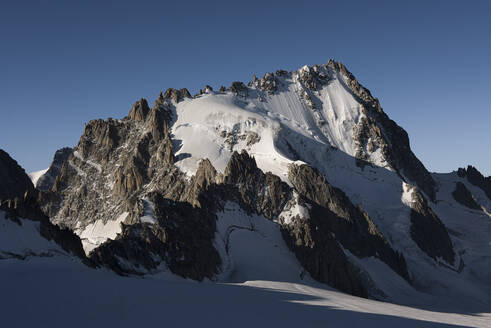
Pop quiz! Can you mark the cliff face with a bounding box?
[0,149,34,201]
[35,147,73,191]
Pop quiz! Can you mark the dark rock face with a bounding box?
[407,186,455,264]
[89,192,220,280]
[36,147,73,191]
[77,118,123,165]
[0,149,33,201]
[326,60,437,201]
[288,164,410,283]
[43,96,178,230]
[452,182,481,210]
[1,193,87,261]
[457,166,491,201]
[128,98,150,122]
[221,151,291,219]
[0,149,87,261]
[281,214,367,297]
[180,159,218,207]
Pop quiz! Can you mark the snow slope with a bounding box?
[2,206,490,327]
[214,201,317,284]
[0,210,66,259]
[76,211,128,254]
[171,69,376,182]
[1,251,489,327]
[28,168,48,186]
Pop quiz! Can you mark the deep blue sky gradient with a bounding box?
[1,0,490,174]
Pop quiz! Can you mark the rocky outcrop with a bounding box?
[128,98,150,122]
[256,72,278,94]
[162,88,191,103]
[407,186,455,264]
[457,166,491,201]
[77,118,124,165]
[44,93,179,224]
[452,182,481,210]
[221,151,291,220]
[36,147,72,191]
[288,164,410,283]
[180,159,218,207]
[297,65,328,91]
[0,149,33,201]
[229,81,248,97]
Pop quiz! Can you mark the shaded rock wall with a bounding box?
[288,164,410,283]
[36,147,73,191]
[408,186,455,264]
[452,182,481,210]
[0,149,33,201]
[458,166,491,201]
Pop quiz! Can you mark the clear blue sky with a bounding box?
[1,0,490,175]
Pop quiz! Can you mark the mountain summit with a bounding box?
[2,60,491,310]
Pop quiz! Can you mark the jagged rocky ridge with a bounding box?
[452,182,481,210]
[0,149,33,201]
[457,165,491,201]
[8,60,490,303]
[35,147,72,191]
[404,184,455,264]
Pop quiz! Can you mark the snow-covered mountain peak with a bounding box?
[4,59,486,312]
[169,60,435,202]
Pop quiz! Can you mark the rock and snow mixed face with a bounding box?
[12,60,489,310]
[172,64,374,181]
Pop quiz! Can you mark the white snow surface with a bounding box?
[28,168,48,186]
[214,202,315,284]
[0,210,65,258]
[2,209,490,327]
[77,212,128,254]
[0,251,490,327]
[171,69,372,181]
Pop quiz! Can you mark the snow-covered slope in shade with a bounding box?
[431,172,491,288]
[0,254,489,328]
[0,210,65,258]
[214,202,317,284]
[28,168,48,186]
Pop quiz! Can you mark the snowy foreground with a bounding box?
[1,257,489,328]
